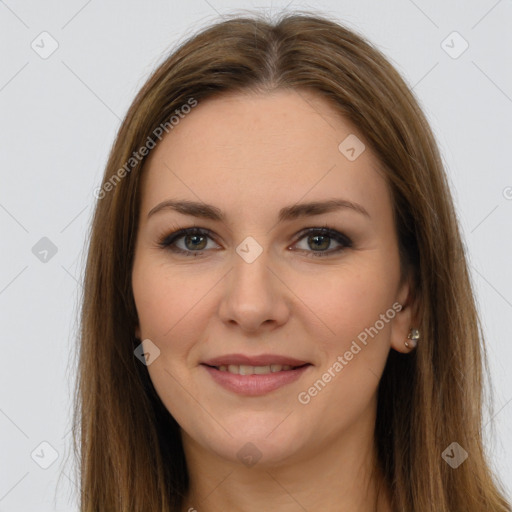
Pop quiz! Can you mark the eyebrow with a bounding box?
[147,198,370,222]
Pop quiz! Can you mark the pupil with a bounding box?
[310,235,329,251]
[186,235,206,250]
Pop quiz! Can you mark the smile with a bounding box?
[201,362,312,395]
[214,363,302,374]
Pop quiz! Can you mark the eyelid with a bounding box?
[158,226,216,248]
[158,225,353,257]
[293,226,352,246]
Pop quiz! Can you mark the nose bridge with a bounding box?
[218,234,288,330]
[231,235,273,300]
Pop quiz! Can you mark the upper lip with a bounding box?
[202,354,311,367]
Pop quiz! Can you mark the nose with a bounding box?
[217,244,290,333]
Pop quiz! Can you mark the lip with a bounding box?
[202,353,310,367]
[201,354,312,396]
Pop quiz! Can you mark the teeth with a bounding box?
[217,364,294,375]
[253,365,271,374]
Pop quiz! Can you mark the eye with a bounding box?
[158,227,219,257]
[292,227,353,258]
[158,226,353,258]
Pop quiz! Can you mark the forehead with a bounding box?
[140,89,391,224]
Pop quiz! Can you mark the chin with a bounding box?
[186,415,307,468]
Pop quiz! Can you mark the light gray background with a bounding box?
[0,0,511,510]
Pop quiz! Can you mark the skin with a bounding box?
[132,89,417,512]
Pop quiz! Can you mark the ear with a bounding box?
[135,324,141,340]
[390,271,420,354]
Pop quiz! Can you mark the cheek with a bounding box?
[293,265,396,438]
[133,257,205,340]
[292,258,399,346]
[132,259,207,424]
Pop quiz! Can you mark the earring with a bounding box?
[405,328,420,349]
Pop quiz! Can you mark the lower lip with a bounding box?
[202,364,312,396]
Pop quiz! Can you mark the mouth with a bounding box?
[200,354,313,395]
[203,363,310,375]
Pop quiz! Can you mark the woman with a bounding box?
[73,11,512,511]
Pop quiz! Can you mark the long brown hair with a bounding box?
[72,11,511,511]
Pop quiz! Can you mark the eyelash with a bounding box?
[157,225,353,258]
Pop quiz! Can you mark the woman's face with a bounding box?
[132,89,414,467]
